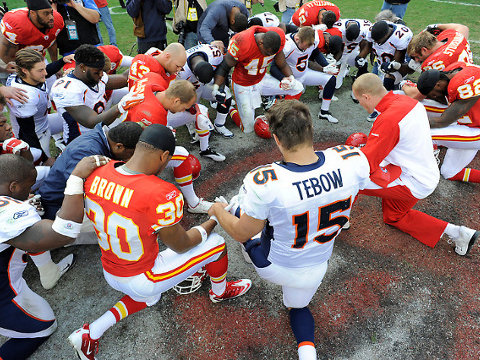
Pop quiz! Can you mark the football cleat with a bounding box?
[214,124,234,138]
[40,253,76,290]
[200,147,226,162]
[345,132,368,148]
[262,96,277,110]
[449,227,480,256]
[367,111,379,122]
[185,154,201,181]
[187,198,214,214]
[318,110,339,124]
[433,144,440,166]
[209,279,252,303]
[173,267,207,294]
[254,115,272,139]
[68,323,99,360]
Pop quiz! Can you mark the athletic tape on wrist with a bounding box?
[64,175,84,195]
[193,225,208,243]
[52,216,83,238]
[209,215,218,224]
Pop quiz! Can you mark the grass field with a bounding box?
[6,0,480,60]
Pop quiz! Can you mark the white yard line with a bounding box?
[429,0,480,6]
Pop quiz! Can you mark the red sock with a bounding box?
[448,168,480,183]
[110,295,147,322]
[229,107,242,127]
[205,252,228,278]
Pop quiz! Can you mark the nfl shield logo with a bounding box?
[44,36,49,40]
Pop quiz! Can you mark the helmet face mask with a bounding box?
[172,267,207,295]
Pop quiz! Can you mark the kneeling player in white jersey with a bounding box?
[271,27,341,123]
[209,100,371,360]
[50,45,139,145]
[0,154,108,359]
[68,125,252,360]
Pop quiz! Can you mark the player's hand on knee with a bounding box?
[212,84,227,103]
[280,75,295,90]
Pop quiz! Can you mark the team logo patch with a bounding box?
[464,76,475,84]
[44,35,49,40]
[166,190,177,200]
[12,210,28,219]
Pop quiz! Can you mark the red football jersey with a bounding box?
[421,29,473,72]
[128,53,176,89]
[228,26,285,86]
[292,0,340,27]
[125,72,168,126]
[84,161,184,277]
[445,63,480,128]
[0,8,64,55]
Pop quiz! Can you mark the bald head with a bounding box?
[352,74,388,113]
[159,43,187,75]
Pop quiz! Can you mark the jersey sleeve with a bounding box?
[50,79,85,108]
[227,35,244,62]
[0,10,26,45]
[148,182,184,233]
[0,198,41,243]
[7,84,39,118]
[238,166,277,220]
[447,68,480,103]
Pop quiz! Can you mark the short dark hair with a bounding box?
[232,13,248,32]
[263,31,281,54]
[0,154,35,186]
[74,44,105,69]
[248,17,263,28]
[322,10,336,28]
[371,21,390,42]
[266,100,313,150]
[108,122,143,149]
[345,23,361,41]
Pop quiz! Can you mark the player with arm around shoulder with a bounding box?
[68,124,251,360]
[209,100,371,360]
[0,153,109,360]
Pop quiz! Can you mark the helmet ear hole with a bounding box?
[172,267,207,294]
[254,115,272,139]
[345,132,368,147]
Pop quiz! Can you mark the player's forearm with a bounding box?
[212,208,252,243]
[106,72,128,90]
[47,43,59,62]
[431,97,480,129]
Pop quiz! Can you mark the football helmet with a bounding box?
[345,132,367,147]
[172,267,207,295]
[186,154,201,180]
[254,115,272,139]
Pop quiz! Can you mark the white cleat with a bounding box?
[40,254,76,290]
[214,124,234,138]
[187,198,214,214]
[318,110,339,124]
[200,147,226,162]
[450,226,480,256]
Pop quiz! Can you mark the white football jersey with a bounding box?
[51,73,108,142]
[248,12,280,28]
[0,196,41,252]
[366,22,412,64]
[238,146,370,268]
[177,44,224,89]
[6,75,49,135]
[333,19,372,55]
[283,32,321,78]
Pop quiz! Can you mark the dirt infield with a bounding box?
[6,78,480,360]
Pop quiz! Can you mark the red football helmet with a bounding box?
[254,115,272,139]
[345,132,367,148]
[186,154,201,180]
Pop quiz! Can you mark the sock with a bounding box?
[173,161,199,207]
[29,251,53,267]
[229,107,242,127]
[90,296,147,340]
[206,253,228,296]
[289,307,315,352]
[443,223,460,239]
[383,77,395,91]
[321,100,332,112]
[322,76,336,102]
[0,336,50,359]
[214,113,228,127]
[298,344,317,360]
[448,168,480,183]
[197,130,210,152]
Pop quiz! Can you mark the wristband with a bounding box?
[52,215,83,238]
[209,215,218,224]
[64,175,84,195]
[193,225,208,243]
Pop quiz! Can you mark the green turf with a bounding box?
[5,0,480,59]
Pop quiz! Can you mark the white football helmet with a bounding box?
[172,267,207,295]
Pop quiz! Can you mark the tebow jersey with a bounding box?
[333,19,371,55]
[248,12,280,28]
[446,62,480,128]
[367,22,412,64]
[0,8,64,55]
[85,161,184,277]
[292,0,340,27]
[229,26,285,86]
[128,53,176,89]
[422,29,473,71]
[6,75,49,135]
[239,146,370,268]
[50,73,109,143]
[177,44,224,89]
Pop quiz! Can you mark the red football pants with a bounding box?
[359,185,448,248]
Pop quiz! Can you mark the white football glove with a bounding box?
[211,84,227,103]
[2,137,29,154]
[323,64,339,75]
[117,90,145,114]
[325,53,337,66]
[280,75,295,90]
[355,56,367,68]
[387,61,402,72]
[408,58,422,72]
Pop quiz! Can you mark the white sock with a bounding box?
[210,278,227,296]
[198,132,209,152]
[214,113,227,127]
[30,251,54,268]
[443,223,460,239]
[180,184,199,207]
[90,311,117,340]
[298,344,316,360]
[321,100,331,112]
